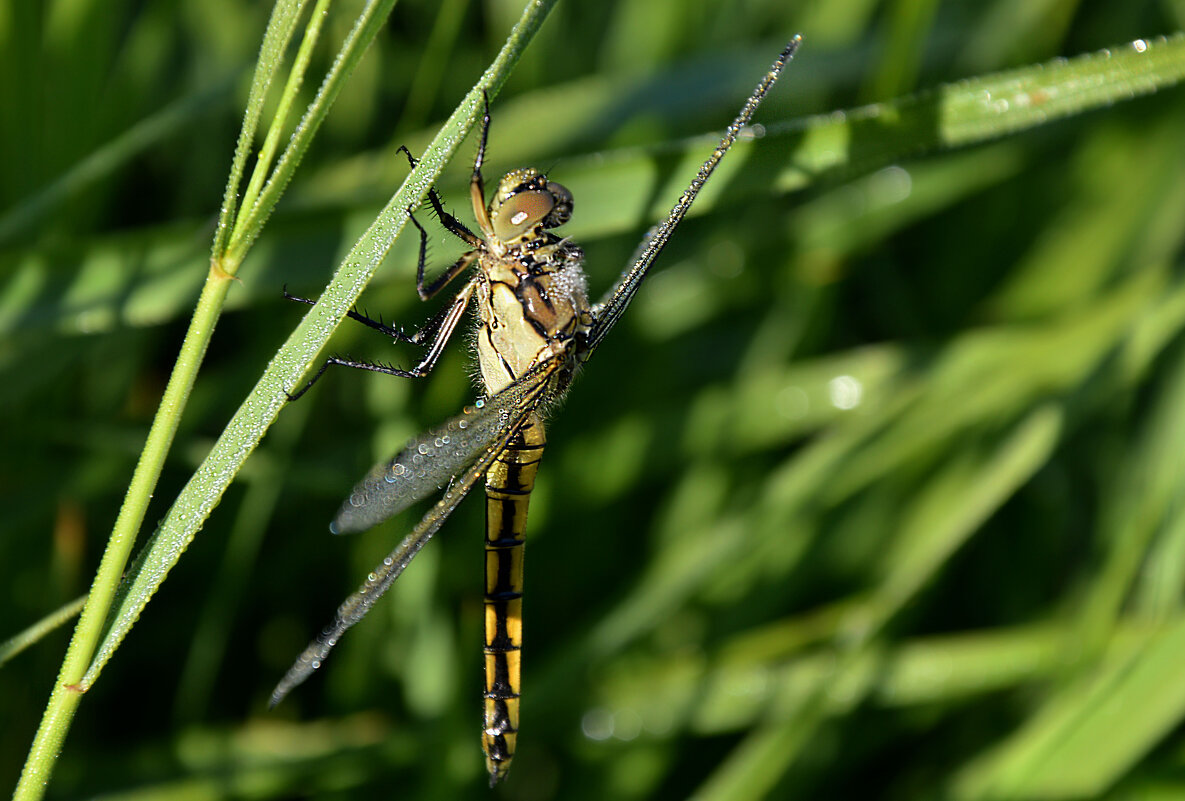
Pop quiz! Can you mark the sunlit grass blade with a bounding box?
[11,7,1185,797]
[173,395,315,722]
[775,34,1185,191]
[13,1,558,798]
[1076,345,1185,652]
[233,0,333,241]
[13,0,374,791]
[81,0,560,690]
[673,404,1062,801]
[0,596,86,669]
[223,0,399,268]
[953,617,1185,799]
[6,35,1181,344]
[211,0,310,259]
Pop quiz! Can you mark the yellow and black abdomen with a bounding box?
[481,412,546,784]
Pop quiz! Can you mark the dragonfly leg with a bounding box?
[469,91,495,240]
[396,145,482,249]
[283,286,416,343]
[407,209,481,301]
[287,356,423,401]
[284,279,477,401]
[404,277,476,375]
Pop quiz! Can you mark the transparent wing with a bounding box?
[332,363,558,535]
[586,37,801,357]
[270,362,555,706]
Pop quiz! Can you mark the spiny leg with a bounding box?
[406,208,481,300]
[283,278,477,400]
[284,286,416,343]
[284,120,504,403]
[469,91,495,239]
[287,356,420,402]
[396,91,494,242]
[396,145,483,249]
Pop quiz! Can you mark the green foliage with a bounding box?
[4,1,1185,799]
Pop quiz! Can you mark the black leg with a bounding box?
[287,356,423,401]
[470,92,493,236]
[473,91,491,188]
[397,145,482,248]
[283,101,504,403]
[283,279,477,401]
[284,286,417,344]
[406,211,480,300]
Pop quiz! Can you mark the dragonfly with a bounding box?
[271,37,802,785]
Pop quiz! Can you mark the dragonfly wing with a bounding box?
[332,408,504,536]
[586,37,801,357]
[271,362,556,706]
[332,363,558,535]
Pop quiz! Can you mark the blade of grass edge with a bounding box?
[13,1,557,798]
[226,0,393,267]
[766,33,1185,191]
[79,0,556,694]
[0,597,87,669]
[78,0,558,719]
[12,1,309,797]
[235,0,333,236]
[212,0,308,258]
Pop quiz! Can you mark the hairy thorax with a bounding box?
[475,239,591,396]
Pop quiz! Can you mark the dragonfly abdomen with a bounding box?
[277,39,800,785]
[482,412,545,784]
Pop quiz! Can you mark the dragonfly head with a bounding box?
[490,168,573,244]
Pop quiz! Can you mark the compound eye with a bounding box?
[542,182,573,227]
[493,190,556,241]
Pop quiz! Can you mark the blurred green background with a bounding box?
[5,0,1185,799]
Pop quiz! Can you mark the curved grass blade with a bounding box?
[211,0,310,260]
[12,4,318,797]
[77,0,560,691]
[8,36,1184,345]
[0,597,87,669]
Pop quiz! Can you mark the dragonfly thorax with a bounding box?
[474,167,590,397]
[476,244,590,397]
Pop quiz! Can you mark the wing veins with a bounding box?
[270,364,555,706]
[586,37,801,358]
[332,362,559,534]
